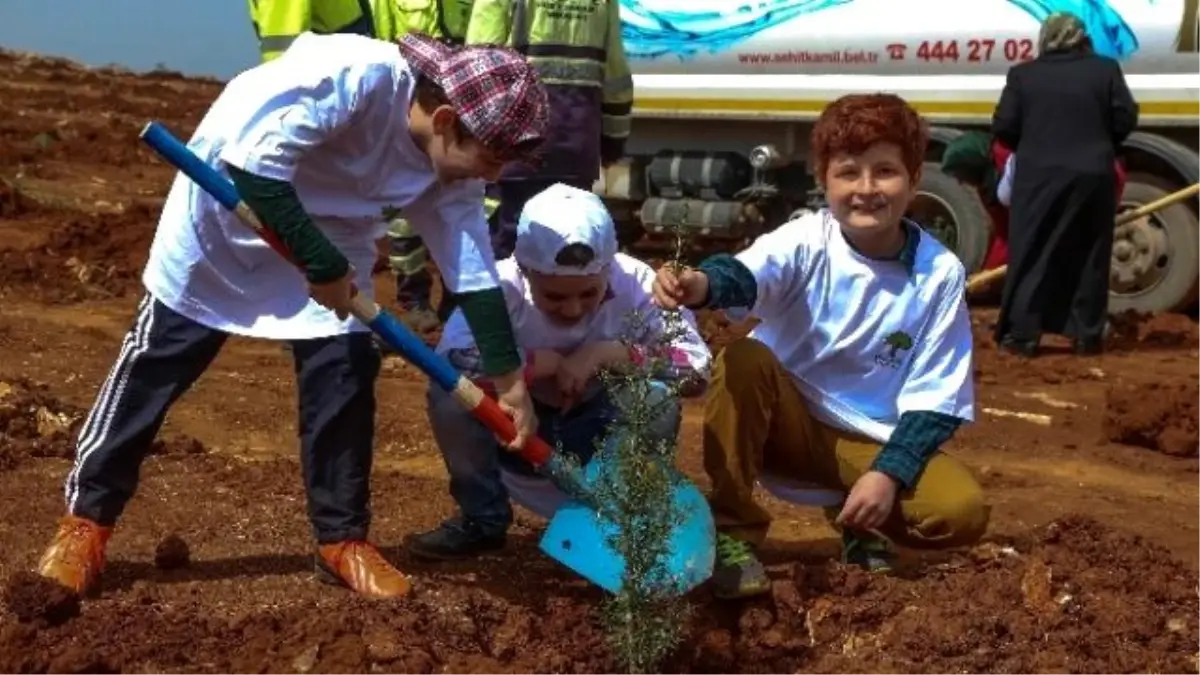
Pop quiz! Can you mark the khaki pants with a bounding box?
[704,338,990,549]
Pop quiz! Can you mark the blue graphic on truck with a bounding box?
[620,0,1142,61]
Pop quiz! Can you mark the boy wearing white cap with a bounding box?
[405,183,712,560]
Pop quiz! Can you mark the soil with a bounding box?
[0,48,1197,674]
[153,534,191,571]
[1104,381,1199,457]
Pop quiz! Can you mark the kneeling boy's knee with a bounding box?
[717,338,774,372]
[935,483,990,547]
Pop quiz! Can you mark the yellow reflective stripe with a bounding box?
[604,73,633,99]
[528,57,604,86]
[602,115,631,138]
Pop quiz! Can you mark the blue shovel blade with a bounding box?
[539,452,715,595]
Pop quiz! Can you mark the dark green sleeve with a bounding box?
[457,287,522,376]
[873,411,964,489]
[226,164,350,284]
[696,254,759,310]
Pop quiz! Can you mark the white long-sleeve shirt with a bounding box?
[143,32,498,340]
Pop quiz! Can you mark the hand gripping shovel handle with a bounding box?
[139,121,552,466]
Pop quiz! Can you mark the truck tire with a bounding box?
[1108,174,1200,314]
[907,162,991,274]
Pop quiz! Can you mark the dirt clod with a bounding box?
[153,533,191,570]
[0,206,159,303]
[1108,309,1200,351]
[1104,380,1199,456]
[2,571,80,626]
[0,378,84,470]
[150,435,208,457]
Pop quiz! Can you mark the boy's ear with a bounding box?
[430,105,457,136]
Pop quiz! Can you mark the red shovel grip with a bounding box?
[468,394,553,466]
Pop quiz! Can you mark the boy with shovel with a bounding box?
[653,93,991,599]
[36,32,547,599]
[405,183,712,559]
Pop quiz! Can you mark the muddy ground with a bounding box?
[0,49,1197,674]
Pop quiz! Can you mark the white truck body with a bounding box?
[602,0,1200,313]
[622,0,1199,124]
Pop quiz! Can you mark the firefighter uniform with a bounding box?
[466,0,633,259]
[246,0,495,330]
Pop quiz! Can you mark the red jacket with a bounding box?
[981,140,1127,270]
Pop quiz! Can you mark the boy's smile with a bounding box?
[823,141,919,258]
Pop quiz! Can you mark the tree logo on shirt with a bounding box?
[875,330,914,369]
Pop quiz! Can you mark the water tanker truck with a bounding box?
[596,0,1200,314]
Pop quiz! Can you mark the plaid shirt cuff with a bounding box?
[697,254,758,310]
[871,411,964,489]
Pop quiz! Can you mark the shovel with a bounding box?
[138,121,714,595]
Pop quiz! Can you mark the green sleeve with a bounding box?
[457,287,522,376]
[227,165,350,284]
[696,254,759,310]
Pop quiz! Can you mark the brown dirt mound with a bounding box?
[1108,310,1200,351]
[2,571,80,626]
[0,377,86,469]
[0,201,158,303]
[1104,380,1200,457]
[0,378,206,471]
[0,515,1194,673]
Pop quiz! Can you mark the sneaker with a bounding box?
[37,515,112,595]
[315,540,412,599]
[404,518,506,561]
[711,533,771,599]
[998,336,1039,358]
[841,529,895,574]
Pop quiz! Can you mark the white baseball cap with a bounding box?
[514,183,617,276]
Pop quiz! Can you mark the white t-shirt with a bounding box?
[437,253,712,385]
[733,210,975,443]
[142,32,498,340]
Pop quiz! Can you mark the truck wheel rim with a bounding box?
[1110,203,1170,296]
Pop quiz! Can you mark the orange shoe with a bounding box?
[316,540,411,599]
[37,515,111,595]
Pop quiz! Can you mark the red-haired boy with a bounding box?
[653,93,989,599]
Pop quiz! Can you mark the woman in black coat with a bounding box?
[991,12,1139,357]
